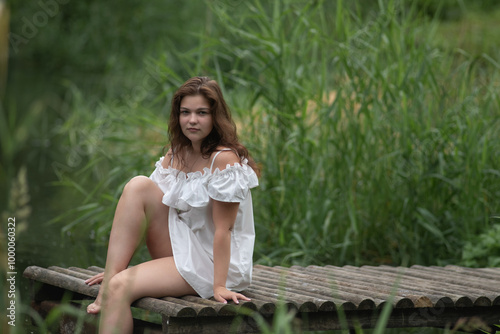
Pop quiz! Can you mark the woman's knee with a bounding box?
[123,176,154,195]
[105,273,131,303]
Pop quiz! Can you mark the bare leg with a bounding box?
[99,257,196,334]
[87,176,172,313]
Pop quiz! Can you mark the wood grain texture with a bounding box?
[23,264,500,333]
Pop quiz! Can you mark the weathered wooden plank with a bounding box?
[389,265,499,296]
[49,266,92,281]
[473,267,500,278]
[332,265,440,292]
[160,297,217,317]
[24,266,197,317]
[250,274,359,312]
[249,281,319,312]
[24,264,500,334]
[179,295,228,314]
[254,266,381,310]
[69,266,100,276]
[256,266,416,309]
[288,265,442,308]
[41,265,275,318]
[181,295,274,316]
[24,266,100,297]
[375,265,496,305]
[88,266,105,273]
[374,266,493,307]
[436,265,500,280]
[320,266,465,310]
[249,276,356,311]
[337,265,477,307]
[250,272,335,311]
[64,266,236,316]
[302,265,466,308]
[241,288,299,312]
[444,265,500,281]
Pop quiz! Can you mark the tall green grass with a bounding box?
[53,0,500,269]
[200,0,500,267]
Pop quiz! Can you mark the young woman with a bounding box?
[84,76,259,334]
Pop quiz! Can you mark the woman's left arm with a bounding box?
[212,200,251,304]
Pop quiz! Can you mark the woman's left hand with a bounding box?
[213,286,251,304]
[85,272,104,286]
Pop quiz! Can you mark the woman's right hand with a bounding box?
[85,272,104,286]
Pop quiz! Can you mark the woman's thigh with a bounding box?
[114,257,196,303]
[126,176,173,258]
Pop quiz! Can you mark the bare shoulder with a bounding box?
[212,149,240,170]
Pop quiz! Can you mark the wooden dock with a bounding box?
[23,264,500,333]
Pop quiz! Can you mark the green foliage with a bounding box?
[0,100,41,204]
[433,7,500,60]
[197,0,500,267]
[462,221,500,267]
[7,0,206,77]
[46,0,500,269]
[49,82,168,247]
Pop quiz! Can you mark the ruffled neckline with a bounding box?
[151,156,258,209]
[154,156,250,180]
[154,157,208,179]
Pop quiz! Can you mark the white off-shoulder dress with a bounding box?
[149,149,259,298]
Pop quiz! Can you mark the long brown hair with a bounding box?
[168,76,260,176]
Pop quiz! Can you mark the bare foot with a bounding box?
[85,273,104,314]
[85,271,119,314]
[87,300,101,314]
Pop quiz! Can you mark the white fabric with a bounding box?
[149,153,258,298]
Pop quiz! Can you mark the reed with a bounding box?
[53,0,500,269]
[201,0,500,267]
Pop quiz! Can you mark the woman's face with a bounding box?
[179,94,213,146]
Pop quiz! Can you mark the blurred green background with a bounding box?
[1,0,500,332]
